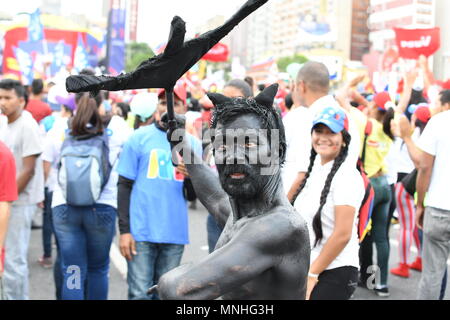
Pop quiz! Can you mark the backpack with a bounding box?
[58,131,112,207]
[356,119,375,243]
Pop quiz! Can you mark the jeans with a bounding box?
[206,214,223,253]
[3,204,35,300]
[369,176,392,287]
[42,188,54,258]
[417,207,450,300]
[127,242,184,300]
[52,204,116,300]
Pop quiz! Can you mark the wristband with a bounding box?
[308,272,319,279]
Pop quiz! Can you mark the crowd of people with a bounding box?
[0,54,449,300]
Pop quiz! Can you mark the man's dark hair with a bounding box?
[225,79,253,98]
[210,97,287,165]
[31,79,44,95]
[258,84,266,92]
[79,68,96,76]
[117,102,130,120]
[0,79,28,103]
[244,76,254,89]
[409,89,427,107]
[440,90,450,105]
[296,61,330,94]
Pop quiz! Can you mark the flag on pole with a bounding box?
[74,34,89,73]
[14,47,34,85]
[28,8,44,42]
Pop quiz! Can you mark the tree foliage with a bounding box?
[277,54,309,72]
[126,42,155,72]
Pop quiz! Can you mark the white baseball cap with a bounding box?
[130,92,158,121]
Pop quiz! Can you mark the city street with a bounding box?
[28,204,450,300]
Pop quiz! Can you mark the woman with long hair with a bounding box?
[358,91,396,297]
[294,105,365,300]
[50,92,127,300]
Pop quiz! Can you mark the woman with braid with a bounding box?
[293,105,364,300]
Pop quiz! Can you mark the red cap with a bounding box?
[437,79,450,90]
[414,106,431,123]
[374,92,392,111]
[157,82,187,105]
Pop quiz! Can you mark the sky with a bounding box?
[137,0,244,49]
[4,0,246,50]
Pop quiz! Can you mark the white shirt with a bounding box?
[309,95,362,169]
[392,128,421,175]
[417,110,450,211]
[2,111,45,205]
[41,117,70,192]
[282,106,313,194]
[50,115,132,209]
[294,157,365,270]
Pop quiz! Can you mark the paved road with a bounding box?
[28,204,449,300]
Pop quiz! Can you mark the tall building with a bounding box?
[350,0,371,61]
[433,0,450,80]
[368,0,436,52]
[245,0,274,67]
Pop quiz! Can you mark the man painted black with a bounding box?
[154,84,310,300]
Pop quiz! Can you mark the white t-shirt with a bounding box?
[309,95,361,169]
[51,115,132,209]
[0,114,7,141]
[2,111,45,205]
[392,128,421,175]
[41,117,70,192]
[282,107,313,193]
[294,157,365,270]
[417,110,450,211]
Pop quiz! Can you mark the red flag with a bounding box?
[201,43,229,62]
[394,27,440,59]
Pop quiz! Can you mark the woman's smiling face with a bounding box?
[311,124,343,163]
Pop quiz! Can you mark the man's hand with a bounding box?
[306,276,318,300]
[398,115,413,139]
[349,74,366,88]
[405,69,419,88]
[416,205,425,230]
[119,233,137,261]
[176,160,189,177]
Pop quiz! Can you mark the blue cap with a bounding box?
[313,106,348,133]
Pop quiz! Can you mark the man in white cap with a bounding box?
[129,92,159,129]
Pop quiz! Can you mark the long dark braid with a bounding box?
[290,149,317,205]
[311,131,351,247]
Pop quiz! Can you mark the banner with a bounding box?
[106,0,126,75]
[394,27,440,59]
[2,27,103,81]
[74,33,89,73]
[155,42,229,63]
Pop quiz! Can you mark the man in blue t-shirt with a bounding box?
[117,86,199,300]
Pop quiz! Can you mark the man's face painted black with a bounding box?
[213,113,273,199]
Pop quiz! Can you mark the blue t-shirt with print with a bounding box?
[117,124,200,245]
